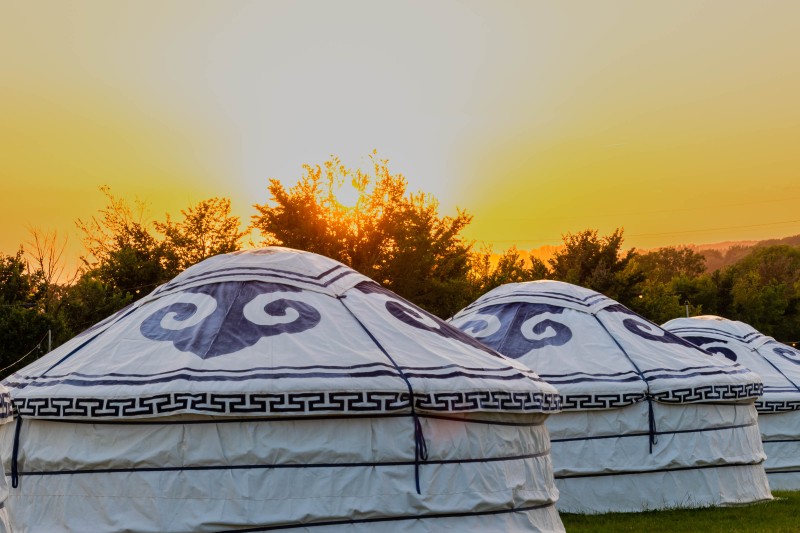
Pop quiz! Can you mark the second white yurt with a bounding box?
[664,315,800,490]
[450,280,771,513]
[1,248,565,532]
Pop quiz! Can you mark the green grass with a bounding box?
[559,491,800,533]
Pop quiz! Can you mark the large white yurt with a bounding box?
[0,248,564,533]
[450,280,771,513]
[664,315,800,490]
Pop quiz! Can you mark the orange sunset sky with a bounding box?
[2,1,799,271]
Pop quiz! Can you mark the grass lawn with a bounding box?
[559,491,800,533]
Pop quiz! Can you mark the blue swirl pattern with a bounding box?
[355,282,502,358]
[140,281,320,358]
[774,345,800,365]
[605,305,700,350]
[681,336,738,362]
[459,303,573,359]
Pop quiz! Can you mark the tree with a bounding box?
[76,188,245,305]
[719,245,800,340]
[0,251,60,376]
[635,246,706,284]
[76,186,168,300]
[546,229,644,305]
[156,197,245,274]
[252,153,475,317]
[468,246,546,297]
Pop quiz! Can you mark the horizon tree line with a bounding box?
[2,153,799,376]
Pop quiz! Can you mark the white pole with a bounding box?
[48,329,52,352]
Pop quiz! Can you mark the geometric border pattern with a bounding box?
[558,383,762,411]
[651,382,763,404]
[12,390,562,419]
[756,399,800,413]
[560,392,646,410]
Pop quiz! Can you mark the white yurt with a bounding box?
[450,280,771,513]
[664,315,800,490]
[0,248,564,533]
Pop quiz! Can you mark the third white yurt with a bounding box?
[450,280,771,513]
[664,315,800,490]
[0,248,563,532]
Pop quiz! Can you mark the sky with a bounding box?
[2,1,799,271]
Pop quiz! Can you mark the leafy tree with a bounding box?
[626,282,686,325]
[0,251,61,376]
[468,246,547,297]
[669,273,719,317]
[252,153,474,317]
[546,229,644,305]
[59,273,133,337]
[635,246,706,284]
[156,197,245,274]
[76,186,168,300]
[625,246,707,323]
[76,188,245,306]
[719,245,800,340]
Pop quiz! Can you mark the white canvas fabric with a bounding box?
[451,280,771,513]
[664,315,800,490]
[0,386,12,533]
[1,248,564,532]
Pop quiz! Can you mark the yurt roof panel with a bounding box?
[451,281,762,410]
[664,315,800,412]
[4,249,559,420]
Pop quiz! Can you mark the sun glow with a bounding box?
[2,2,799,263]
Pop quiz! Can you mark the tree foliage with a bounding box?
[157,197,245,273]
[635,246,706,284]
[716,246,800,340]
[0,251,63,375]
[252,154,474,317]
[77,188,245,302]
[545,228,644,305]
[4,154,800,377]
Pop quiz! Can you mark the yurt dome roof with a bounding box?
[4,248,559,420]
[451,280,762,410]
[664,315,800,412]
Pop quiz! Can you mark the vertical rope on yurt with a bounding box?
[592,314,659,453]
[11,416,22,488]
[336,295,428,494]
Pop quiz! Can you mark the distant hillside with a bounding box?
[688,234,800,272]
[506,234,800,273]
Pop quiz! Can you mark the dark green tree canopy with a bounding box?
[546,228,644,305]
[635,246,706,284]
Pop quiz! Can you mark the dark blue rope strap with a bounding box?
[11,415,23,488]
[337,295,427,494]
[592,315,658,452]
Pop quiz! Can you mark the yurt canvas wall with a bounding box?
[450,280,771,514]
[665,315,800,490]
[1,249,564,532]
[0,386,13,533]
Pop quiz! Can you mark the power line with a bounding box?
[0,332,49,375]
[474,219,800,244]
[482,197,800,224]
[628,219,800,238]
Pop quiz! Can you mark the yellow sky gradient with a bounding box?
[2,1,799,270]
